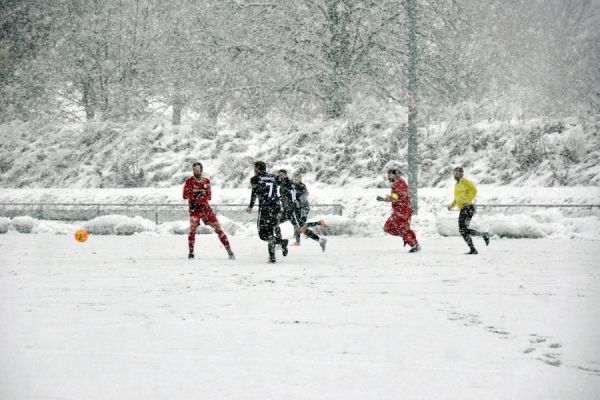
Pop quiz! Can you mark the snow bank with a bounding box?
[305,214,383,236]
[33,220,77,235]
[1,185,597,240]
[10,216,38,233]
[0,207,598,240]
[84,215,156,235]
[0,217,9,234]
[157,220,190,235]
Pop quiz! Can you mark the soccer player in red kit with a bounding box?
[377,169,421,253]
[183,162,235,260]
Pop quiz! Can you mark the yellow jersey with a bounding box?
[449,178,477,209]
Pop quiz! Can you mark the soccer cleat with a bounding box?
[188,253,194,259]
[408,244,421,253]
[281,239,289,256]
[483,233,490,246]
[319,238,327,252]
[228,251,236,260]
[466,249,478,255]
[291,241,301,246]
[268,256,276,263]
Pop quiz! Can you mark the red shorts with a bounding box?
[189,205,218,226]
[384,215,411,236]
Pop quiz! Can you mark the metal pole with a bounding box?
[407,0,419,215]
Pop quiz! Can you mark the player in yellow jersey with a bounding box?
[447,167,490,254]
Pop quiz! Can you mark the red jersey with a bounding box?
[183,176,212,208]
[391,178,412,217]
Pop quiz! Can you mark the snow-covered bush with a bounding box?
[218,215,242,236]
[436,217,460,237]
[115,220,150,235]
[84,215,155,235]
[486,215,545,238]
[1,114,598,188]
[33,220,75,235]
[0,217,9,233]
[158,220,190,235]
[511,128,547,170]
[310,215,379,236]
[11,216,38,233]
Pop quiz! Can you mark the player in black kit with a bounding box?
[246,161,289,263]
[277,170,327,252]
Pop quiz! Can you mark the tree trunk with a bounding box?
[323,0,352,119]
[82,75,95,120]
[406,0,419,215]
[172,98,183,125]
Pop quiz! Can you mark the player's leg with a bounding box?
[258,208,272,242]
[272,209,288,256]
[268,211,281,261]
[299,219,327,235]
[301,218,327,251]
[188,213,200,258]
[385,216,416,251]
[206,213,235,259]
[463,206,490,246]
[293,209,306,245]
[401,223,419,252]
[383,217,398,235]
[458,206,477,254]
[305,220,327,228]
[258,208,276,263]
[292,209,318,242]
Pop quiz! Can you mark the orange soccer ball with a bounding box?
[74,229,88,242]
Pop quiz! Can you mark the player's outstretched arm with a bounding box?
[376,195,392,202]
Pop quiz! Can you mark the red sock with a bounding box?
[188,232,195,254]
[403,230,417,247]
[216,229,231,252]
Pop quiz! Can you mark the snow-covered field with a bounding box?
[1,234,599,400]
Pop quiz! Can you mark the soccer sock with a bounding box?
[306,221,321,227]
[274,226,283,244]
[188,233,195,254]
[305,229,320,241]
[268,239,276,257]
[403,230,417,247]
[215,229,231,251]
[463,235,475,250]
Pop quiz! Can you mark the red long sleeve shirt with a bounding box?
[183,176,212,208]
[391,178,412,218]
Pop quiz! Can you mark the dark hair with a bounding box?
[387,169,401,175]
[254,161,266,172]
[277,169,287,175]
[192,162,203,169]
[454,166,464,173]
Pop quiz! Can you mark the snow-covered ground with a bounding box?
[0,234,599,400]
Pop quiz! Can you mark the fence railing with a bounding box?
[0,203,344,225]
[1,202,598,223]
[474,204,600,216]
